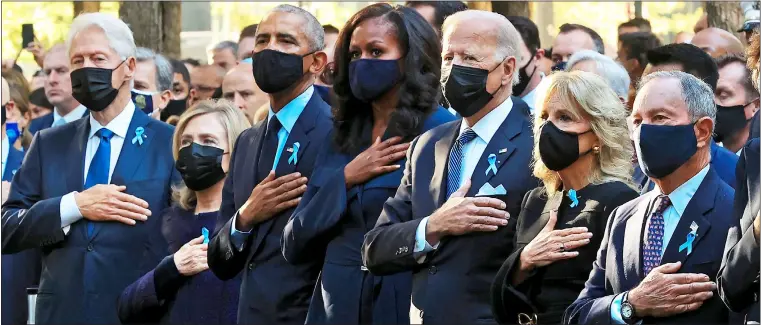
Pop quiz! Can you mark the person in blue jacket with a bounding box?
[117,101,250,324]
[281,4,454,324]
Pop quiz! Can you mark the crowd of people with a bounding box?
[0,1,759,324]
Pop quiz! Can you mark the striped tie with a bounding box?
[642,195,671,275]
[446,128,478,197]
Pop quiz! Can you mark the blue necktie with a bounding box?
[84,128,115,237]
[642,195,671,275]
[446,128,477,198]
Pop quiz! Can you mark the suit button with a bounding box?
[86,244,93,252]
[248,262,255,270]
[428,265,437,275]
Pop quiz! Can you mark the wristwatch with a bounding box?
[621,291,640,324]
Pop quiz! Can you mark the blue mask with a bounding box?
[552,61,567,72]
[6,122,20,145]
[635,123,698,178]
[349,59,401,102]
[131,89,156,114]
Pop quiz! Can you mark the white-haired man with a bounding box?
[361,10,539,324]
[1,13,179,324]
[566,49,632,104]
[132,47,173,119]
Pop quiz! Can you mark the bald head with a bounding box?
[222,63,268,123]
[189,64,225,102]
[691,27,744,58]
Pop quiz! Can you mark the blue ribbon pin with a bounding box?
[679,222,699,255]
[288,142,300,165]
[131,127,146,146]
[201,227,209,244]
[485,154,498,176]
[568,189,579,208]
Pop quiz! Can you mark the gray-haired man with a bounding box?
[212,40,238,72]
[133,47,173,119]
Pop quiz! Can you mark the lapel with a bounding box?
[431,122,460,207]
[466,104,526,197]
[65,119,90,194]
[623,192,657,283]
[659,168,718,266]
[246,120,267,195]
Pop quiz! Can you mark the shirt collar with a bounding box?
[267,86,314,134]
[655,165,710,216]
[459,96,513,143]
[54,105,88,123]
[88,101,135,139]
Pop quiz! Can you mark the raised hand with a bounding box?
[236,171,308,231]
[344,136,410,188]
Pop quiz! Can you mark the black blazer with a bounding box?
[362,97,539,324]
[564,167,736,324]
[491,181,638,324]
[719,138,760,323]
[208,91,333,325]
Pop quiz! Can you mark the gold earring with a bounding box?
[593,146,600,154]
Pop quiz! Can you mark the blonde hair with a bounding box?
[533,71,636,195]
[171,99,251,210]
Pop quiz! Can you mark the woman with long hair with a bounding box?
[282,4,454,324]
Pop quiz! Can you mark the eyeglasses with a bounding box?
[319,62,336,86]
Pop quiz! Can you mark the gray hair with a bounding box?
[213,41,238,55]
[267,5,324,53]
[66,13,136,60]
[638,70,716,122]
[566,50,631,99]
[135,47,173,92]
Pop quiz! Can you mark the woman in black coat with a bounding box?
[490,71,639,324]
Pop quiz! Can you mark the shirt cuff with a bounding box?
[413,217,439,263]
[60,192,83,235]
[230,211,252,252]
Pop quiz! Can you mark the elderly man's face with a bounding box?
[552,30,595,64]
[69,26,134,91]
[630,77,693,139]
[189,65,223,102]
[213,48,237,72]
[238,37,256,60]
[223,64,268,122]
[43,49,75,106]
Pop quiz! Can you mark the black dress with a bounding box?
[490,181,638,324]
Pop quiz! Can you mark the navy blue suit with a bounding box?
[362,97,539,324]
[28,109,90,135]
[282,107,454,324]
[208,92,333,325]
[1,109,178,324]
[564,167,736,324]
[2,145,42,325]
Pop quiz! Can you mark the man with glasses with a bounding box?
[188,64,224,107]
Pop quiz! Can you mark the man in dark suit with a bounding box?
[362,11,538,324]
[28,44,89,135]
[1,13,178,324]
[565,71,736,324]
[207,5,332,324]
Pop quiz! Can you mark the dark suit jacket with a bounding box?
[28,109,90,135]
[362,97,539,324]
[2,108,178,325]
[2,145,42,325]
[491,182,638,324]
[208,91,333,325]
[564,167,736,324]
[719,138,760,323]
[282,107,454,324]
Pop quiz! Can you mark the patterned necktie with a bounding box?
[446,128,478,197]
[642,194,672,275]
[84,128,115,237]
[257,116,281,181]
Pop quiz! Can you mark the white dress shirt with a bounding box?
[413,96,515,261]
[59,101,136,234]
[1,135,9,180]
[53,104,88,126]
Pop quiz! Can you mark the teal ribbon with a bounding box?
[679,232,696,255]
[485,154,498,176]
[201,227,209,244]
[131,126,145,146]
[288,142,300,165]
[568,189,579,208]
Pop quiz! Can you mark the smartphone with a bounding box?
[22,24,34,49]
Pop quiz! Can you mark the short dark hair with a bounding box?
[646,43,719,91]
[716,54,756,101]
[404,1,467,33]
[619,32,661,66]
[505,15,540,53]
[181,58,201,68]
[619,18,652,33]
[29,87,53,110]
[171,58,191,87]
[239,24,258,42]
[323,24,339,35]
[559,23,604,54]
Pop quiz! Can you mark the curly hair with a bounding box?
[331,3,442,155]
[747,31,760,92]
[533,71,637,195]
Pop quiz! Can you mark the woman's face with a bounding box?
[349,17,403,62]
[179,113,231,172]
[543,93,600,155]
[5,100,30,129]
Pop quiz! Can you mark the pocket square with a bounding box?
[476,182,507,196]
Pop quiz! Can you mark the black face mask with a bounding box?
[176,143,227,191]
[161,98,188,122]
[714,102,755,142]
[1,103,6,125]
[513,54,537,96]
[71,60,126,112]
[252,49,311,94]
[539,121,594,171]
[636,123,698,179]
[444,63,502,118]
[552,61,567,72]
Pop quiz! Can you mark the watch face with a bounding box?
[622,304,633,318]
